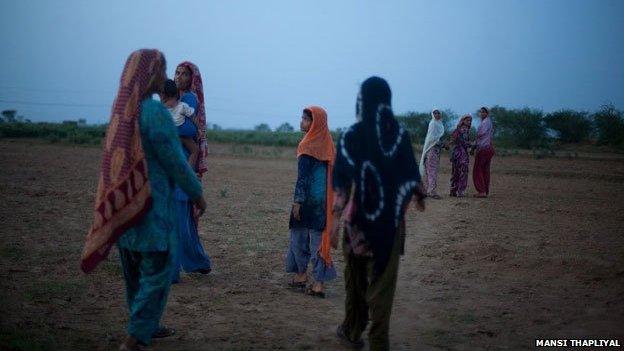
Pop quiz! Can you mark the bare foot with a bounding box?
[311,281,324,293]
[294,273,307,283]
[305,281,326,298]
[288,273,308,289]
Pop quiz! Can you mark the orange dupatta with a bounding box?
[296,106,336,266]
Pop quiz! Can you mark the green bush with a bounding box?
[593,104,624,147]
[544,110,592,143]
[2,104,623,151]
[396,109,455,144]
[0,122,105,144]
[490,106,547,149]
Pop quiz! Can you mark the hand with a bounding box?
[414,197,425,212]
[193,196,207,217]
[292,203,301,221]
[330,214,341,249]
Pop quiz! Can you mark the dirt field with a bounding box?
[1,139,623,350]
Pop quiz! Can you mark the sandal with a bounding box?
[305,286,326,298]
[336,325,364,349]
[152,326,176,339]
[288,280,307,290]
[192,268,211,275]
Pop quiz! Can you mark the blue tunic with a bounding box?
[180,91,198,111]
[173,117,198,201]
[289,154,327,231]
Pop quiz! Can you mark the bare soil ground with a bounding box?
[1,139,623,350]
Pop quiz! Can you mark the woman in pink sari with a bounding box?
[472,107,494,197]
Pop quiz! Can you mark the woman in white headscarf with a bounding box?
[419,109,445,199]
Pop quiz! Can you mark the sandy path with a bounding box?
[0,139,622,350]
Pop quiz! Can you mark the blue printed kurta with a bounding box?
[289,154,327,231]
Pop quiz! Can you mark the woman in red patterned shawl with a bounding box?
[81,49,206,350]
[170,61,212,281]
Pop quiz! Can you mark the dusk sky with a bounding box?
[1,0,622,129]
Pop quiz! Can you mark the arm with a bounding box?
[181,102,195,119]
[180,136,199,170]
[147,105,202,201]
[329,185,349,248]
[402,132,426,211]
[180,92,199,126]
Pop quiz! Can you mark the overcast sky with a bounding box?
[1,0,622,129]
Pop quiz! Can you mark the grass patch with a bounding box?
[0,326,57,351]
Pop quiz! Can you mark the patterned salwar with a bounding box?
[424,145,442,195]
[450,127,470,196]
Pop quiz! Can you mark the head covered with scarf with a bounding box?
[296,106,336,266]
[81,49,166,272]
[452,114,472,137]
[176,61,208,176]
[419,108,445,177]
[334,76,421,273]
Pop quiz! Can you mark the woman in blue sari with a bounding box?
[170,61,212,281]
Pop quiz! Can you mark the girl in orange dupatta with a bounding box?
[286,106,336,298]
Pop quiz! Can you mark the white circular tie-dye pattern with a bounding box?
[340,126,356,167]
[360,160,385,221]
[394,180,418,227]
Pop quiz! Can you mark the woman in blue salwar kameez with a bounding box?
[81,49,207,351]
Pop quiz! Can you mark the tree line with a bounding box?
[2,105,623,150]
[395,104,624,149]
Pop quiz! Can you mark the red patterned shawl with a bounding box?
[81,49,165,273]
[177,61,208,176]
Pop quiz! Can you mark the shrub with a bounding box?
[544,110,592,143]
[490,106,547,149]
[593,104,624,147]
[396,110,455,144]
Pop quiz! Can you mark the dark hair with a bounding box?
[303,109,313,120]
[480,106,489,114]
[163,79,178,99]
